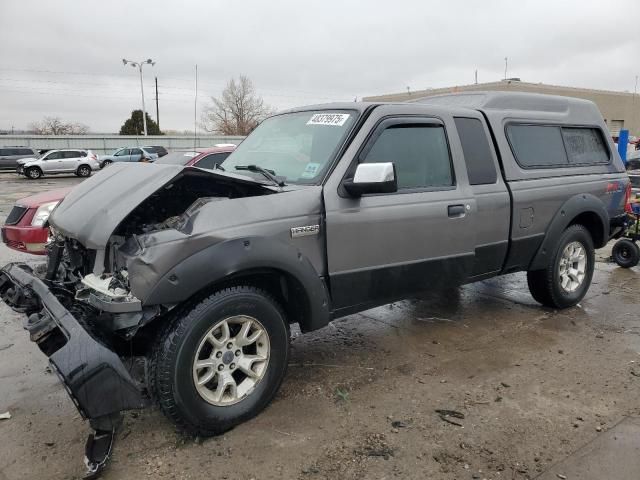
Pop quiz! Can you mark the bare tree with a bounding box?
[201,76,273,135]
[29,116,89,135]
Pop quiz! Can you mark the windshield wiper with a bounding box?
[234,165,285,188]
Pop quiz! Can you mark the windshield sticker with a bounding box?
[300,162,321,178]
[307,113,350,126]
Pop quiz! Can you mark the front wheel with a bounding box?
[25,167,42,179]
[612,238,640,268]
[150,286,290,436]
[527,224,595,308]
[101,160,112,168]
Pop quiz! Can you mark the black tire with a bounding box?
[150,286,290,437]
[76,165,91,177]
[101,160,112,168]
[25,167,42,179]
[612,239,640,268]
[527,224,595,309]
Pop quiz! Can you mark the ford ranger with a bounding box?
[0,92,630,475]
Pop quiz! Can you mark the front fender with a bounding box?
[136,236,331,331]
[528,193,608,271]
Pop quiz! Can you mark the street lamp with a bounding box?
[122,58,156,136]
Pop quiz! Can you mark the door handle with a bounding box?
[448,204,466,217]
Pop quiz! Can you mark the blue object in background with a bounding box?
[618,129,629,163]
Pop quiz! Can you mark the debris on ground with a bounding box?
[630,370,640,377]
[557,474,567,479]
[0,411,11,420]
[500,382,511,388]
[435,409,465,426]
[390,420,409,428]
[335,388,349,402]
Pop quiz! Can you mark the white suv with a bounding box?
[17,149,100,179]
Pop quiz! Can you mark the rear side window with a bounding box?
[507,124,610,168]
[562,128,609,165]
[0,148,9,156]
[507,125,567,167]
[17,148,34,155]
[362,124,453,190]
[454,117,497,185]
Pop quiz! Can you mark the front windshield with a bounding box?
[223,110,356,184]
[155,151,198,165]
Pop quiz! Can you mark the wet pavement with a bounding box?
[0,172,639,479]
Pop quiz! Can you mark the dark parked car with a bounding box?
[142,145,168,157]
[0,92,630,476]
[0,146,39,170]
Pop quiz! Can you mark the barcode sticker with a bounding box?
[307,113,350,126]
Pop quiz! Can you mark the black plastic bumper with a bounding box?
[0,263,146,420]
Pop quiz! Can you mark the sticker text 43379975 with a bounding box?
[307,113,350,126]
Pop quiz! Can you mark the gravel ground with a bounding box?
[0,172,638,480]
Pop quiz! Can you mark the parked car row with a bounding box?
[1,145,236,254]
[0,145,169,172]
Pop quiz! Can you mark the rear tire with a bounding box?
[527,224,595,308]
[76,165,91,177]
[150,286,290,437]
[25,167,42,179]
[101,160,112,168]
[612,239,640,268]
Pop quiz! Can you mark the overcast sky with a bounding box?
[1,0,638,133]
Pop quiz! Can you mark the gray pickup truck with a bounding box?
[0,92,629,474]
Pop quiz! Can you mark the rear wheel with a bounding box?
[101,160,112,168]
[25,167,42,179]
[612,239,640,268]
[150,286,290,436]
[527,224,595,308]
[76,165,91,177]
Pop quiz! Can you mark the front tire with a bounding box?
[151,286,290,436]
[25,167,42,179]
[527,224,595,308]
[612,239,640,268]
[101,160,112,168]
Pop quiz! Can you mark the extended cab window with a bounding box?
[454,117,497,185]
[362,124,452,190]
[507,124,609,168]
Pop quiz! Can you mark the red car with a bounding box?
[1,146,236,255]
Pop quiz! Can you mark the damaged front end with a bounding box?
[0,163,279,477]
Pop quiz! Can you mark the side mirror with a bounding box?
[343,162,397,197]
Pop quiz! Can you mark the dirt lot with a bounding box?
[0,172,639,480]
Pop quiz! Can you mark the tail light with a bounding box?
[625,182,633,213]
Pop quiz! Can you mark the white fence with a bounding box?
[0,135,245,155]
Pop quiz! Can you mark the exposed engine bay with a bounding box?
[114,171,274,237]
[44,169,277,338]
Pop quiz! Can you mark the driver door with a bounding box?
[42,151,64,172]
[114,148,131,162]
[323,106,477,314]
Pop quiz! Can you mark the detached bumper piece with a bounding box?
[0,263,146,478]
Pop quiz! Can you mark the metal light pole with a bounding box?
[122,58,155,136]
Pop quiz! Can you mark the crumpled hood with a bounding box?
[49,163,273,249]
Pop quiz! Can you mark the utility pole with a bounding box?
[155,77,160,130]
[504,57,508,80]
[122,58,156,136]
[194,64,198,150]
[475,69,478,85]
